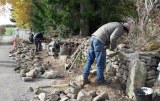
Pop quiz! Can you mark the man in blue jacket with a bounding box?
[33,32,43,52]
[83,21,131,85]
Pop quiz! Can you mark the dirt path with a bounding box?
[0,45,57,101]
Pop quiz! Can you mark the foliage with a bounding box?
[0,0,32,28]
[31,0,77,36]
[95,0,136,23]
[88,0,137,33]
[31,0,45,32]
[135,0,160,34]
[0,25,6,35]
[5,27,14,35]
[145,41,160,51]
[31,0,62,34]
[10,0,32,28]
[1,0,137,37]
[56,25,73,38]
[119,0,160,51]
[0,25,15,35]
[120,21,147,50]
[0,35,2,40]
[121,19,160,51]
[30,0,137,37]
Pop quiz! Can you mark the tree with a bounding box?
[31,0,75,36]
[0,0,32,28]
[1,0,137,37]
[0,25,6,35]
[10,0,32,28]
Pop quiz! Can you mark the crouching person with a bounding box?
[47,39,61,57]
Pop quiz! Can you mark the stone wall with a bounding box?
[104,45,160,99]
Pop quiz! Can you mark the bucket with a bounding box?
[134,87,153,101]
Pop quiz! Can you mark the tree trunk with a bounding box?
[80,0,90,36]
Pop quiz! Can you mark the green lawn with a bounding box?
[5,28,14,35]
[0,35,2,40]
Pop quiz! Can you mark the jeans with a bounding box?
[83,36,106,82]
[34,39,42,52]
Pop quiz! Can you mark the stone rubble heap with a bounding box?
[30,82,110,101]
[9,42,58,82]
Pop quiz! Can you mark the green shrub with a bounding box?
[0,36,2,40]
[56,25,73,38]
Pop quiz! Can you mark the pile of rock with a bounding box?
[31,82,110,101]
[9,42,59,82]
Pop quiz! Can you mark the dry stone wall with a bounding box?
[103,44,160,99]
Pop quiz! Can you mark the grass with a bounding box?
[5,28,14,35]
[0,35,2,41]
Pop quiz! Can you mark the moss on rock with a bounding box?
[145,41,160,51]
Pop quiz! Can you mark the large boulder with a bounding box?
[42,70,58,79]
[38,93,47,101]
[77,89,92,101]
[68,82,81,94]
[126,59,147,99]
[59,43,70,56]
[93,91,109,101]
[41,42,48,50]
[26,68,40,78]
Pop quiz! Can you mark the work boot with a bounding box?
[97,79,111,85]
[83,78,91,84]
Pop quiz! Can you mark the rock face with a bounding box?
[126,59,147,99]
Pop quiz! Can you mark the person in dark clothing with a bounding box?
[29,33,34,44]
[33,32,44,52]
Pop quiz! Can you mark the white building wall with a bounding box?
[13,29,31,40]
